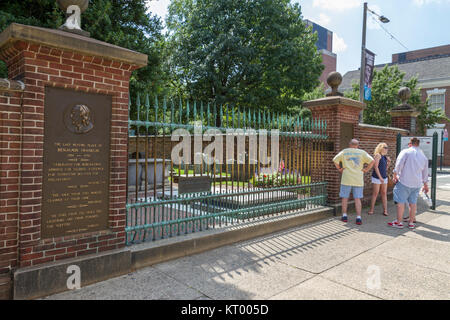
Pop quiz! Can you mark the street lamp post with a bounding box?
[359,2,368,103]
[359,2,390,103]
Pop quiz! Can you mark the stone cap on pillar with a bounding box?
[0,23,148,68]
[303,96,365,110]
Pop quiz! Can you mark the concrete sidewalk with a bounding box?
[438,166,450,174]
[44,188,450,300]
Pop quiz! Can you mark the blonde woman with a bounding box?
[368,143,391,216]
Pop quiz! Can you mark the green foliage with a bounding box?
[250,172,311,191]
[344,65,449,134]
[0,1,63,30]
[0,0,164,98]
[363,65,404,126]
[166,0,324,114]
[299,107,312,120]
[302,83,326,102]
[0,0,63,77]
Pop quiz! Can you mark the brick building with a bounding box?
[341,44,450,165]
[305,20,337,89]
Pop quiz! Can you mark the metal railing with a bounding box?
[126,95,328,244]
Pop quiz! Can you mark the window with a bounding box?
[398,53,407,63]
[427,89,446,114]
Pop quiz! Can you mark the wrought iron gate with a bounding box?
[125,96,329,244]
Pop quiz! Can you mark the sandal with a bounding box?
[383,212,389,216]
[368,211,374,215]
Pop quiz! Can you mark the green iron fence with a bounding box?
[125,95,329,245]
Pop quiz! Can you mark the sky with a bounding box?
[146,0,450,75]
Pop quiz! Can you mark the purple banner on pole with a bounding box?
[364,49,375,101]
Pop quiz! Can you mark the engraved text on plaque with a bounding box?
[41,87,112,238]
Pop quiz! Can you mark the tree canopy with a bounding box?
[166,0,324,114]
[345,65,449,135]
[0,0,164,97]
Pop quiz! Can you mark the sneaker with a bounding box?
[356,217,362,225]
[388,221,404,229]
[341,216,348,222]
[408,223,416,229]
[403,216,416,223]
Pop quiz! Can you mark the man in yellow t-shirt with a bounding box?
[333,139,374,225]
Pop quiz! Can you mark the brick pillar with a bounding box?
[0,80,24,299]
[303,96,365,205]
[390,87,419,135]
[0,23,147,298]
[390,109,419,134]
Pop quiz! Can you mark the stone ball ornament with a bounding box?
[326,71,343,97]
[57,0,90,37]
[327,71,342,88]
[391,86,415,112]
[398,87,411,104]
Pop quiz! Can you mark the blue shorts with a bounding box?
[340,185,364,199]
[393,182,421,204]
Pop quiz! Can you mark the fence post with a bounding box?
[441,130,444,172]
[432,132,438,210]
[396,133,402,157]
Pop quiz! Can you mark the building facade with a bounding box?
[341,44,450,165]
[305,20,337,89]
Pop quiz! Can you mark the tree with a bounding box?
[0,0,164,98]
[344,65,449,134]
[345,65,403,126]
[166,0,324,115]
[302,83,326,102]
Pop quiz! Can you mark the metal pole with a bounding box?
[441,130,444,172]
[359,2,368,103]
[431,132,438,210]
[396,133,402,157]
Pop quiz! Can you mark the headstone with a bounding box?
[178,176,211,194]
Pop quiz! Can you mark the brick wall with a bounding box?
[420,87,450,166]
[0,40,140,270]
[391,116,413,133]
[304,97,408,206]
[355,124,403,205]
[0,83,23,299]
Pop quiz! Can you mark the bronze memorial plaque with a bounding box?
[41,87,112,239]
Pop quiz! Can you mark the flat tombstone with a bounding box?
[41,87,112,238]
[178,176,211,194]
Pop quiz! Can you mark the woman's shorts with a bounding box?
[371,176,388,185]
[339,185,364,199]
